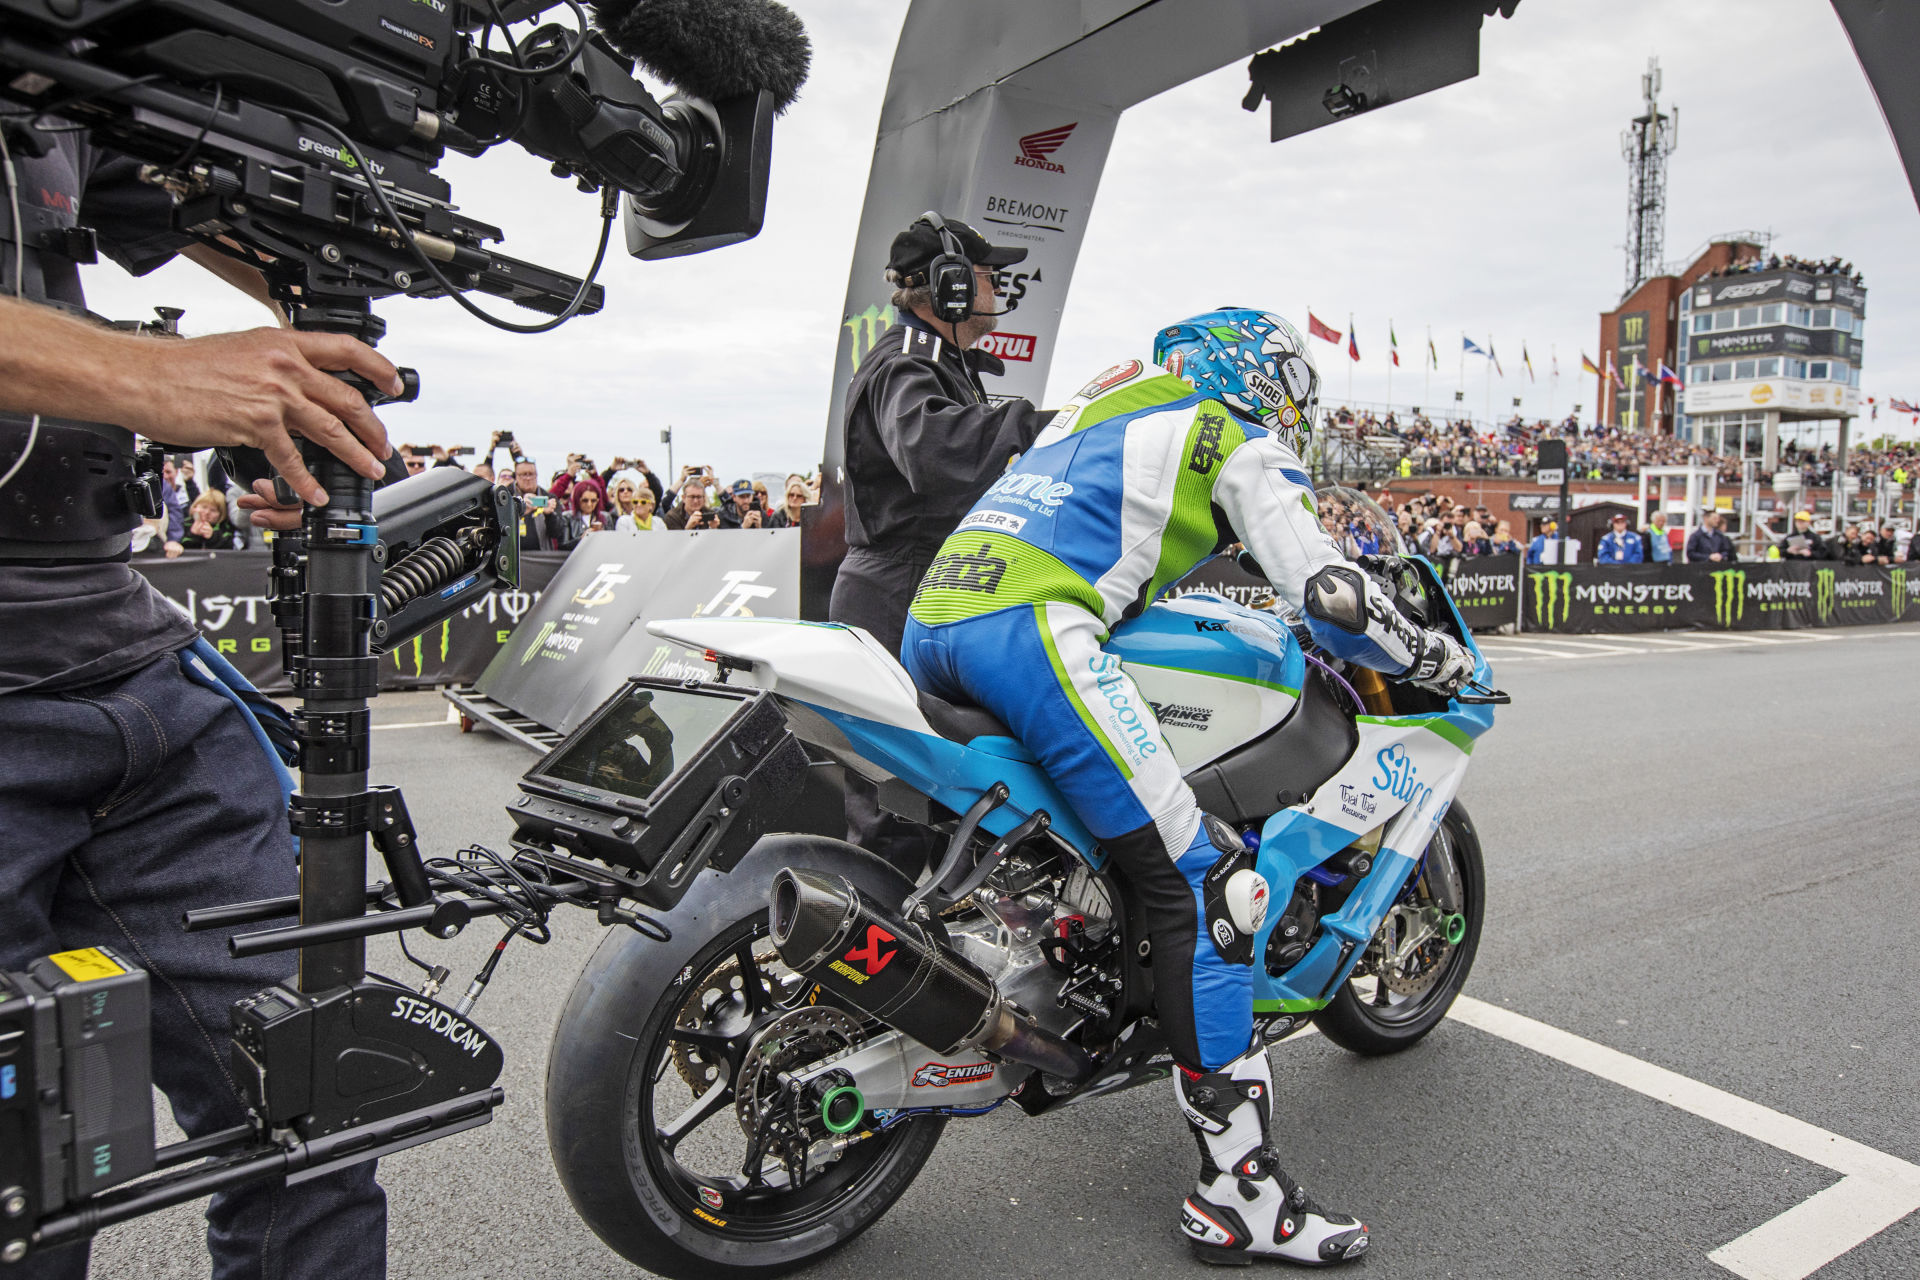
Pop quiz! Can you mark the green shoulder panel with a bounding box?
[1067,372,1196,435]
[909,530,1106,625]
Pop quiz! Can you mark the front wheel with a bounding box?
[1314,802,1485,1055]
[545,837,946,1280]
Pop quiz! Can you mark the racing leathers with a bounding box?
[900,359,1468,1073]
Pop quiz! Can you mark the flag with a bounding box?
[1628,356,1648,382]
[1488,340,1503,378]
[1428,335,1439,369]
[1390,323,1400,367]
[1462,336,1486,357]
[1605,350,1624,389]
[1892,397,1918,414]
[1522,343,1536,383]
[1581,353,1600,377]
[1307,312,1341,344]
[1657,362,1682,387]
[1348,324,1360,362]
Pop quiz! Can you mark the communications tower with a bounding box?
[1621,57,1678,295]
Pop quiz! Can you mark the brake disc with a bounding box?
[734,1006,866,1142]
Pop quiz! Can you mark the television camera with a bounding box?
[0,0,809,1263]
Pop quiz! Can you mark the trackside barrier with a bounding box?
[1518,561,1918,633]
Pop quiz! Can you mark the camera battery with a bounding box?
[25,948,154,1201]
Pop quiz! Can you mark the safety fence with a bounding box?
[130,528,802,697]
[133,541,1916,699]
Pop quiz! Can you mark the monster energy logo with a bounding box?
[519,620,556,665]
[1530,571,1572,628]
[1894,568,1909,621]
[843,302,897,371]
[1815,568,1835,623]
[1710,569,1746,628]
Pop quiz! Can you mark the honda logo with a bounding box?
[1014,123,1075,173]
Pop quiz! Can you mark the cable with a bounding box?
[460,0,591,80]
[282,109,614,335]
[0,120,39,495]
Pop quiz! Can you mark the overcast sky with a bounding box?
[82,0,1920,483]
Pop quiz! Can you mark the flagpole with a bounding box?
[1484,334,1492,429]
[1346,313,1354,409]
[1458,333,1465,412]
[1549,343,1558,420]
[1386,317,1393,412]
[1420,326,1436,410]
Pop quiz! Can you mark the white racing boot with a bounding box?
[1174,1044,1370,1266]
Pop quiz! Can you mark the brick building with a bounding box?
[1596,238,1761,435]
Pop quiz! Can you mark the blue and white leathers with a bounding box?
[895,363,1464,1070]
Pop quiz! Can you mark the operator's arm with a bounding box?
[1212,434,1465,686]
[867,358,1043,494]
[181,243,289,326]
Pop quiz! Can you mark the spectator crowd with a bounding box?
[133,432,821,558]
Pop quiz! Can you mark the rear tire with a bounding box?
[1313,802,1485,1056]
[546,836,946,1280]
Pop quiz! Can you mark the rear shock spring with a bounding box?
[379,535,472,613]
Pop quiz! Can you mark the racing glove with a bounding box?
[1405,631,1474,696]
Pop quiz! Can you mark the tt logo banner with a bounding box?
[571,563,631,608]
[695,570,777,618]
[1815,568,1835,623]
[1530,571,1572,628]
[1710,569,1746,628]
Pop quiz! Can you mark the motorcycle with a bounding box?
[541,509,1504,1279]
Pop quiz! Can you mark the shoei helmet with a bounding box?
[1153,309,1320,456]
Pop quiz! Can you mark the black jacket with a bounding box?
[840,315,1047,559]
[1685,526,1736,562]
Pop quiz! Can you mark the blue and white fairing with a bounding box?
[647,575,1495,1017]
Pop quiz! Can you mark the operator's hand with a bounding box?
[163,539,184,559]
[742,509,762,529]
[126,328,401,507]
[1407,632,1474,697]
[235,478,301,531]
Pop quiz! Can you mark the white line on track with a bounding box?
[1447,996,1920,1278]
[370,720,454,730]
[1478,630,1842,661]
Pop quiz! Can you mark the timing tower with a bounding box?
[1622,57,1678,295]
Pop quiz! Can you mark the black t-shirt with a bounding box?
[0,130,198,696]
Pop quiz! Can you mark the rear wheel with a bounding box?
[547,838,945,1280]
[1313,802,1484,1055]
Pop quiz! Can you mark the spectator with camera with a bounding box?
[718,478,764,529]
[180,491,246,551]
[509,458,566,550]
[561,476,614,546]
[768,475,812,529]
[664,474,723,531]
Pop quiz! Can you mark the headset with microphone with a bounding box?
[916,210,978,327]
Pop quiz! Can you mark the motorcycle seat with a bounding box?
[916,689,1016,746]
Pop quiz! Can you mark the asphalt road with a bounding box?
[92,622,1920,1280]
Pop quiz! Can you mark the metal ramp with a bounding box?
[442,685,563,754]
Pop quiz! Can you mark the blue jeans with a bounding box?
[0,651,387,1279]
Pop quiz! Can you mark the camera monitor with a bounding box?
[511,678,807,907]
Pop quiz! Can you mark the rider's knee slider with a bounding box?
[1199,815,1268,966]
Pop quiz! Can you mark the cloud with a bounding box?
[80,0,1920,484]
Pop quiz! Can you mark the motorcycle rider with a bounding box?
[899,309,1475,1266]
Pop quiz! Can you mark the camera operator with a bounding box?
[718,478,764,529]
[0,128,394,1277]
[831,214,1049,871]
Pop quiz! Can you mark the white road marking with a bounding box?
[1447,996,1920,1278]
[371,719,455,731]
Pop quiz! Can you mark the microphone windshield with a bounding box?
[592,0,812,113]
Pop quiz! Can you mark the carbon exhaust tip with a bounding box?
[769,867,855,969]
